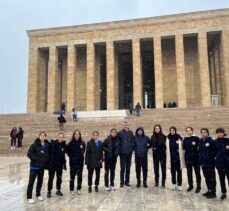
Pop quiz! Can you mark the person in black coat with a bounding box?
[26,132,50,204]
[47,132,67,198]
[67,129,86,195]
[134,127,151,188]
[215,127,229,200]
[85,131,103,193]
[183,127,201,193]
[10,127,17,149]
[17,127,24,148]
[117,121,135,187]
[199,128,216,199]
[57,113,66,131]
[103,128,120,191]
[151,124,167,188]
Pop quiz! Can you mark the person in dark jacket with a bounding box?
[103,128,120,191]
[167,127,183,191]
[199,128,216,199]
[67,129,86,195]
[135,102,141,117]
[85,131,103,193]
[10,127,17,149]
[57,113,66,131]
[134,127,151,188]
[151,124,167,188]
[47,132,67,198]
[215,127,229,200]
[17,127,24,148]
[26,131,50,204]
[118,121,135,187]
[183,127,201,193]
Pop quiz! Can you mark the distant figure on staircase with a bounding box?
[57,113,66,131]
[60,102,65,114]
[135,102,141,117]
[71,107,78,122]
[10,127,17,149]
[129,102,133,115]
[17,127,24,149]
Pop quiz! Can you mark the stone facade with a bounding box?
[27,8,229,112]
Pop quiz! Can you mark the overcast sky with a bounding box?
[0,0,228,113]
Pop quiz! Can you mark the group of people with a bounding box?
[129,102,142,116]
[10,127,24,149]
[26,122,229,204]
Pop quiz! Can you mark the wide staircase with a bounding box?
[0,106,228,156]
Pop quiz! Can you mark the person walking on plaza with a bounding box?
[47,132,67,198]
[26,132,50,204]
[215,127,229,200]
[166,127,184,191]
[57,113,66,131]
[198,128,216,199]
[183,127,201,193]
[85,131,103,193]
[67,129,86,195]
[17,127,24,148]
[134,127,151,188]
[151,124,167,188]
[103,128,120,191]
[10,127,17,149]
[118,121,135,188]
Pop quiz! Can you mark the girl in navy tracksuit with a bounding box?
[151,124,166,188]
[134,127,151,188]
[183,127,201,193]
[215,127,229,200]
[199,128,216,199]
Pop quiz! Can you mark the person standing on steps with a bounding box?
[10,127,17,149]
[17,127,24,148]
[151,124,167,189]
[118,121,135,188]
[47,132,67,198]
[57,113,66,131]
[183,127,201,193]
[135,102,141,117]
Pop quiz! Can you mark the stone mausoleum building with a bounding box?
[27,8,229,112]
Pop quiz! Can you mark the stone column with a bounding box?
[106,41,116,110]
[67,44,76,111]
[27,47,38,112]
[47,46,57,112]
[198,32,211,107]
[86,42,95,111]
[154,36,164,108]
[132,38,143,107]
[175,34,187,108]
[221,30,229,106]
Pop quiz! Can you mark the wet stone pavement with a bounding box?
[0,156,228,211]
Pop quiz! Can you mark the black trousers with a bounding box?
[70,167,83,191]
[186,163,201,188]
[104,158,117,187]
[27,169,44,199]
[120,154,132,185]
[217,169,229,194]
[11,138,16,147]
[153,158,166,185]
[47,168,63,192]
[135,156,148,183]
[171,161,182,186]
[18,139,22,147]
[88,168,100,187]
[202,166,216,193]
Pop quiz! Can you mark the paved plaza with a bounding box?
[0,156,228,211]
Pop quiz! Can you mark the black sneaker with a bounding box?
[125,184,131,187]
[195,188,201,194]
[206,193,216,199]
[56,190,63,196]
[203,191,210,197]
[143,183,148,188]
[220,194,227,200]
[187,187,193,192]
[47,192,51,198]
[88,186,92,193]
[95,186,99,192]
[154,183,159,188]
[136,183,141,188]
[120,184,124,188]
[161,185,165,189]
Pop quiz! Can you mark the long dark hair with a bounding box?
[71,129,82,141]
[153,124,163,135]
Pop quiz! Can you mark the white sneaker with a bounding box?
[177,186,182,191]
[171,184,176,191]
[11,147,13,150]
[26,199,35,204]
[37,196,44,201]
[70,191,75,196]
[105,186,110,191]
[111,186,116,191]
[77,190,81,195]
